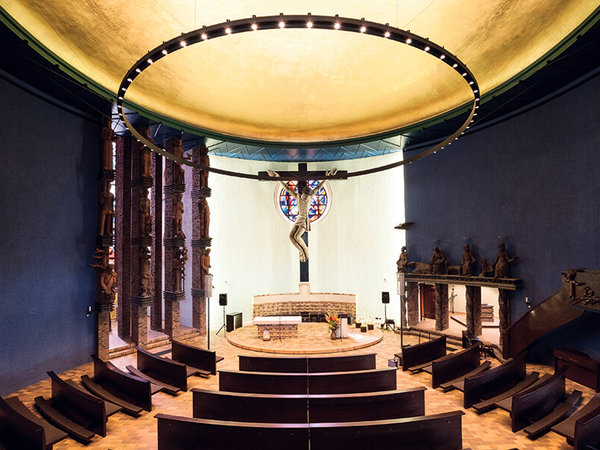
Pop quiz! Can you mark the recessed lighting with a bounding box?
[279,21,285,28]
[384,30,391,38]
[334,22,341,30]
[225,27,231,34]
[462,72,467,77]
[360,26,367,33]
[201,33,208,40]
[440,54,445,59]
[121,87,126,91]
[307,21,313,28]
[180,40,186,46]
[147,58,153,64]
[162,49,168,55]
[406,38,412,44]
[424,46,430,51]
[135,68,141,73]
[453,63,458,68]
[469,81,474,85]
[251,23,258,31]
[118,96,123,100]
[126,78,132,82]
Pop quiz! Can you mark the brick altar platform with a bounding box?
[252,283,356,319]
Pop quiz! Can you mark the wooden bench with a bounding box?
[573,402,600,449]
[218,368,397,395]
[238,353,376,373]
[554,348,600,391]
[430,343,481,388]
[0,395,68,449]
[126,347,187,394]
[472,372,542,414]
[34,371,109,442]
[463,353,527,408]
[551,393,600,445]
[510,367,581,434]
[156,411,465,450]
[171,340,221,378]
[396,336,447,372]
[84,354,152,413]
[439,360,491,392]
[192,387,425,423]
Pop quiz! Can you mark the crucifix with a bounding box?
[263,163,345,282]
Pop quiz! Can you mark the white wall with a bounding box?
[180,152,405,330]
[448,285,500,318]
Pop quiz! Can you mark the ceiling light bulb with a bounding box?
[452,63,458,68]
[384,30,391,38]
[406,38,412,44]
[180,40,186,46]
[118,96,123,100]
[462,72,467,77]
[162,49,168,55]
[147,58,153,64]
[127,78,132,82]
[201,33,208,40]
[440,54,445,59]
[279,21,285,28]
[334,22,341,30]
[135,68,141,73]
[360,26,366,33]
[307,21,313,28]
[474,89,479,93]
[251,23,258,31]
[225,27,231,34]
[469,81,474,85]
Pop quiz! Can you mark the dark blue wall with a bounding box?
[0,75,99,395]
[405,74,600,358]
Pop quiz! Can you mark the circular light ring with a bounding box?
[117,14,480,180]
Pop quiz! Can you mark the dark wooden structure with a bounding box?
[126,347,187,393]
[192,387,425,423]
[552,393,600,446]
[34,371,110,442]
[156,411,465,450]
[238,353,376,373]
[472,372,543,414]
[0,395,68,449]
[85,354,152,412]
[171,340,221,377]
[397,336,446,372]
[430,343,481,388]
[218,368,397,394]
[554,348,600,392]
[463,354,529,408]
[439,360,491,392]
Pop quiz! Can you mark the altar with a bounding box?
[252,283,356,319]
[252,316,302,339]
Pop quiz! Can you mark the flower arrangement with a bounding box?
[325,313,340,331]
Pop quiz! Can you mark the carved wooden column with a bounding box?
[115,135,132,340]
[466,286,482,336]
[163,137,187,338]
[92,119,116,359]
[151,151,163,331]
[498,289,510,352]
[129,130,153,346]
[434,283,449,331]
[191,145,211,334]
[406,282,419,327]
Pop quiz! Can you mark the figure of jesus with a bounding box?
[268,169,336,262]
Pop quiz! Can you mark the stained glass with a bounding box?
[278,180,329,223]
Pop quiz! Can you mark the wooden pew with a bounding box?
[510,367,581,434]
[192,387,425,423]
[0,395,68,449]
[218,368,397,395]
[463,354,528,408]
[439,360,491,392]
[83,354,152,413]
[238,353,376,373]
[397,336,446,372]
[430,343,481,388]
[156,411,465,450]
[471,372,542,414]
[574,403,600,450]
[171,340,221,378]
[551,393,600,445]
[34,371,109,442]
[126,347,187,394]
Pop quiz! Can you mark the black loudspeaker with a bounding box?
[382,291,390,304]
[219,293,227,306]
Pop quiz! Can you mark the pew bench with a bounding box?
[126,347,187,394]
[551,393,600,445]
[430,343,482,388]
[171,340,221,378]
[439,360,491,392]
[238,353,376,373]
[396,336,447,372]
[472,372,541,414]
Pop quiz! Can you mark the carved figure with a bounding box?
[460,244,477,276]
[396,246,408,273]
[199,146,210,189]
[99,182,114,236]
[171,138,190,185]
[142,148,151,178]
[173,192,185,238]
[268,168,337,262]
[563,269,584,300]
[198,197,210,239]
[139,189,152,237]
[479,258,494,277]
[200,248,211,289]
[172,247,188,292]
[140,247,153,297]
[100,119,114,171]
[407,261,432,274]
[493,243,518,278]
[447,265,461,275]
[430,246,447,274]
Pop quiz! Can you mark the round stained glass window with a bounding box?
[277,180,331,224]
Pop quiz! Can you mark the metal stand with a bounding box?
[399,294,405,348]
[382,303,395,331]
[216,306,226,336]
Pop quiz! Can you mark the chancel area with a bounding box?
[1,1,600,449]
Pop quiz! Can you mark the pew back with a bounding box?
[431,343,480,388]
[238,354,376,373]
[137,347,188,391]
[0,396,45,450]
[172,341,217,375]
[401,336,446,371]
[574,404,600,450]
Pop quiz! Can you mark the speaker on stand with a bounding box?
[382,291,394,331]
[216,293,227,336]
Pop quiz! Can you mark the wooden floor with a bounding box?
[7,328,595,449]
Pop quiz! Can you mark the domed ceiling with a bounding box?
[1,1,599,153]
